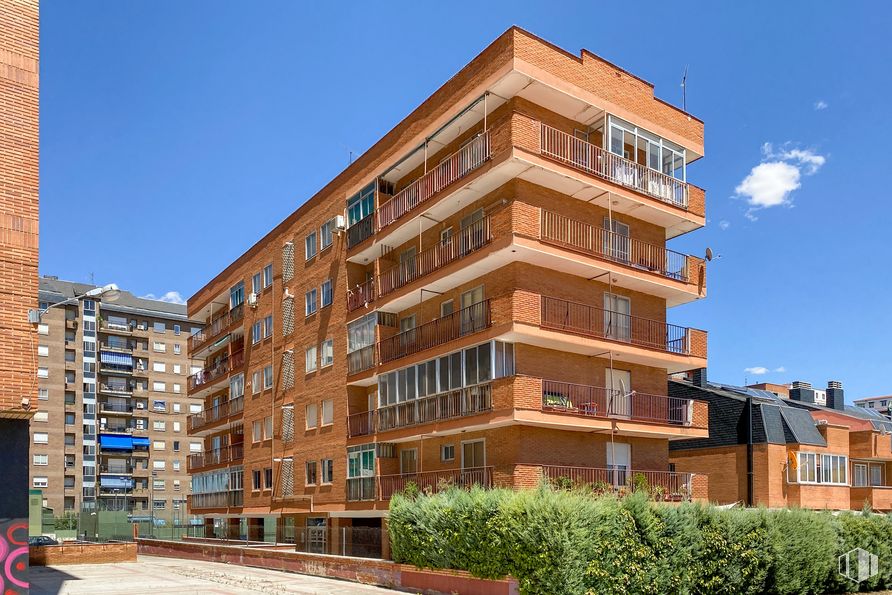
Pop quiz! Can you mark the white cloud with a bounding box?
[774,366,786,373]
[744,366,769,376]
[735,143,826,219]
[814,100,828,110]
[718,220,730,231]
[142,291,186,305]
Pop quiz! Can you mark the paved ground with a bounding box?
[29,554,397,594]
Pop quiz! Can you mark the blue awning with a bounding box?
[99,434,133,451]
[100,476,132,489]
[100,351,133,366]
[132,437,150,448]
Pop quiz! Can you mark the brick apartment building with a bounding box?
[670,373,892,511]
[186,27,710,553]
[0,0,39,560]
[32,277,205,527]
[854,394,892,418]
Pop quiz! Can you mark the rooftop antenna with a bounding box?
[681,65,688,112]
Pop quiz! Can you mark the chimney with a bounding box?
[789,381,815,403]
[826,380,845,411]
[690,368,708,388]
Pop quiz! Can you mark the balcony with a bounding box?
[101,341,134,353]
[376,131,492,232]
[99,383,132,396]
[347,279,376,313]
[346,477,377,502]
[346,213,375,250]
[377,214,492,301]
[99,320,133,334]
[347,345,376,376]
[541,380,707,429]
[850,486,892,512]
[188,395,244,433]
[377,382,493,433]
[189,303,244,355]
[189,490,243,511]
[540,124,691,212]
[99,464,133,475]
[378,466,493,500]
[539,296,707,358]
[347,411,375,438]
[99,401,133,415]
[378,300,492,365]
[539,465,703,501]
[188,350,245,392]
[187,444,244,473]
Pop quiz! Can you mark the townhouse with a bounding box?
[186,27,710,556]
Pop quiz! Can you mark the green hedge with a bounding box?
[388,486,892,595]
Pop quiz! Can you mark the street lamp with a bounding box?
[28,283,121,323]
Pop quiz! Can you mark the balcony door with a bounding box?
[399,247,416,285]
[399,315,416,351]
[459,208,485,255]
[400,449,417,476]
[460,286,485,335]
[606,441,630,487]
[603,293,631,342]
[461,439,485,471]
[606,368,631,418]
[602,217,630,263]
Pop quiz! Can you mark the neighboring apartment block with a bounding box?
[187,27,709,554]
[32,277,204,524]
[670,373,892,511]
[854,395,892,418]
[0,0,39,540]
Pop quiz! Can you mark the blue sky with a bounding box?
[40,2,892,400]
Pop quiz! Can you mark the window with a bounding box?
[189,442,202,452]
[173,383,181,394]
[37,367,48,378]
[33,476,48,488]
[263,264,273,288]
[153,321,166,333]
[321,339,333,367]
[441,444,455,462]
[252,272,262,295]
[33,454,48,466]
[173,343,181,355]
[173,364,181,375]
[153,460,166,470]
[264,467,273,490]
[253,420,262,443]
[153,361,166,373]
[305,461,317,485]
[173,324,181,336]
[153,381,166,392]
[33,432,48,444]
[795,452,848,485]
[173,479,181,490]
[305,289,317,316]
[305,346,317,373]
[305,232,317,260]
[321,399,333,426]
[37,323,48,335]
[252,370,261,394]
[37,345,48,357]
[347,312,376,353]
[321,459,333,484]
[252,321,262,344]
[153,479,165,491]
[153,341,166,353]
[189,404,202,414]
[172,421,181,433]
[440,227,453,245]
[321,279,333,308]
[153,500,166,510]
[153,420,166,431]
[346,182,375,226]
[153,440,166,450]
[36,411,49,423]
[38,388,48,401]
[252,469,261,490]
[347,444,375,479]
[306,404,318,429]
[264,415,273,440]
[320,219,335,250]
[263,315,273,338]
[263,365,273,389]
[173,440,180,452]
[230,281,245,309]
[230,373,245,399]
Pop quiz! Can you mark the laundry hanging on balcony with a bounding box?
[100,351,133,367]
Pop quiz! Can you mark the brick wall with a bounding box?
[29,542,137,566]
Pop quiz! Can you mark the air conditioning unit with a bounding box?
[247,293,258,307]
[334,214,347,231]
[135,402,145,410]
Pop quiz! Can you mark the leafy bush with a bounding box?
[388,486,892,595]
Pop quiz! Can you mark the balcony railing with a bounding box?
[347,344,376,375]
[377,382,493,432]
[376,131,491,231]
[379,300,491,365]
[188,351,245,391]
[540,296,704,357]
[540,210,692,283]
[99,384,132,395]
[347,411,375,438]
[187,444,244,472]
[189,303,244,354]
[540,465,697,500]
[347,279,376,313]
[189,490,243,510]
[99,465,133,474]
[99,402,133,414]
[378,466,493,500]
[346,213,375,249]
[541,380,695,426]
[377,214,492,298]
[540,124,689,209]
[346,477,377,502]
[188,395,244,432]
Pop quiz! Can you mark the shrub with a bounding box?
[389,486,892,595]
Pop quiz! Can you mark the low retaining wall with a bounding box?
[30,542,137,566]
[138,538,517,595]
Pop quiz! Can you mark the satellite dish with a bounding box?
[705,247,713,261]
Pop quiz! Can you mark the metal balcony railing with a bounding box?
[187,351,245,391]
[541,380,696,426]
[347,411,375,438]
[377,382,493,432]
[540,124,689,208]
[347,344,376,375]
[346,477,377,502]
[347,279,376,313]
[378,466,493,500]
[188,395,244,432]
[188,303,244,354]
[187,444,244,472]
[379,300,492,364]
[346,213,375,249]
[540,465,697,500]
